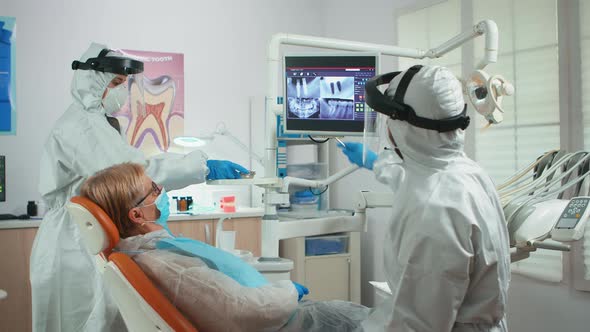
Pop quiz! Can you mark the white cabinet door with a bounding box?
[305,255,350,301]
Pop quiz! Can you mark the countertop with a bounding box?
[0,208,265,230]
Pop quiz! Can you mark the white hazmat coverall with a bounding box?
[361,66,511,332]
[30,43,209,332]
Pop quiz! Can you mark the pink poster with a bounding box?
[115,49,184,157]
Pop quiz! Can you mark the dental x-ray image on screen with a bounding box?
[283,54,377,136]
[319,77,354,120]
[287,77,321,119]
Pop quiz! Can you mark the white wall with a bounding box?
[0,0,325,214]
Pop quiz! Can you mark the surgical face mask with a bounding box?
[102,84,129,115]
[142,189,171,231]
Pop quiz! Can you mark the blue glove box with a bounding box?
[305,234,348,256]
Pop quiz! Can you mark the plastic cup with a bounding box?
[219,231,236,252]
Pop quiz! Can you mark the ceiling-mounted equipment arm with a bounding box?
[426,20,498,70]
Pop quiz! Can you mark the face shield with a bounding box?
[363,94,393,161]
[125,72,146,118]
[72,48,146,116]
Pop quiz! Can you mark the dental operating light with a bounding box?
[173,122,264,165]
[464,70,514,124]
[173,136,207,148]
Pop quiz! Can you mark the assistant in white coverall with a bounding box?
[340,65,511,332]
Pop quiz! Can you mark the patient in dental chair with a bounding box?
[80,162,369,332]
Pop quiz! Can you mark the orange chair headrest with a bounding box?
[68,196,120,256]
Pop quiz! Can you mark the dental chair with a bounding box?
[67,196,198,332]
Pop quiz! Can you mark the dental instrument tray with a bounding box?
[305,233,349,256]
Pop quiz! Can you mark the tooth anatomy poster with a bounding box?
[115,49,184,157]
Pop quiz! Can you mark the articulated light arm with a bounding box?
[280,164,359,193]
[427,19,498,69]
[214,125,264,165]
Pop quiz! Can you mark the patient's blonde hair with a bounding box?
[80,163,146,238]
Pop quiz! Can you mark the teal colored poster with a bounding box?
[0,16,15,135]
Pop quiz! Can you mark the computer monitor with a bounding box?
[283,54,377,136]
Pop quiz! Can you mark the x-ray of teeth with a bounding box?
[319,98,354,119]
[287,97,320,119]
[319,76,354,100]
[287,77,320,99]
[287,76,321,118]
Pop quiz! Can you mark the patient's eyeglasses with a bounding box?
[135,181,162,207]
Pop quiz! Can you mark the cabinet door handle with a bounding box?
[347,258,351,301]
[205,224,211,244]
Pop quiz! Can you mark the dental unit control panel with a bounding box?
[551,196,590,242]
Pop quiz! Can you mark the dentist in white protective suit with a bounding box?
[30,43,248,332]
[339,65,511,332]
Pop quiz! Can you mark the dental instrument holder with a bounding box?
[502,151,590,262]
[259,20,503,260]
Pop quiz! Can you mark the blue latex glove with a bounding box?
[292,281,309,301]
[337,142,378,170]
[206,160,249,180]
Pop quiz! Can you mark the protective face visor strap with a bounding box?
[364,71,402,119]
[71,49,144,75]
[392,65,423,104]
[365,67,471,132]
[97,48,111,58]
[405,104,470,132]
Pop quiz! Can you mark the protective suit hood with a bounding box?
[385,65,466,169]
[70,43,118,114]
